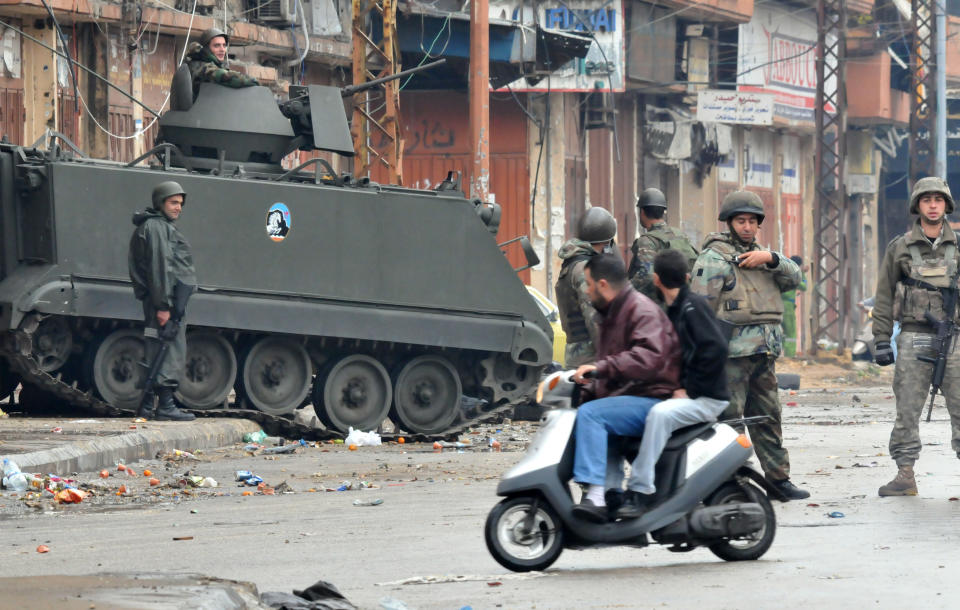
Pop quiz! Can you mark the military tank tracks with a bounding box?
[0,314,540,441]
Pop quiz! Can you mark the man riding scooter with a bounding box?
[570,253,682,522]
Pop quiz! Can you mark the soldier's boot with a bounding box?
[878,465,917,496]
[155,387,195,422]
[136,390,156,420]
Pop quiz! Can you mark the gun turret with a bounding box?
[155,60,446,175]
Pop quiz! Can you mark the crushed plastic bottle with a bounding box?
[262,445,297,455]
[2,459,28,491]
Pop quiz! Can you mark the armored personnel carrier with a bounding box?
[0,67,551,438]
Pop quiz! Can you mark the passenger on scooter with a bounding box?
[569,253,682,523]
[615,249,731,519]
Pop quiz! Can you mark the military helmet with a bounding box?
[637,187,667,210]
[578,207,617,244]
[909,176,955,214]
[718,190,765,224]
[152,181,187,209]
[200,27,228,47]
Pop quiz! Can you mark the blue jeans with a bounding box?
[573,395,659,486]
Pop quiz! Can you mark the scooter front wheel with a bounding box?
[706,481,776,561]
[485,495,565,572]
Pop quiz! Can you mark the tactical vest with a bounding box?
[555,254,593,343]
[645,225,700,274]
[706,238,784,326]
[894,242,958,324]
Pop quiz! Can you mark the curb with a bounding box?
[1,419,262,475]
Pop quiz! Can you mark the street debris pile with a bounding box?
[262,578,357,610]
[0,418,539,515]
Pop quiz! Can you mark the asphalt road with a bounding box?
[3,381,960,609]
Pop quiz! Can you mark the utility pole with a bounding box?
[909,0,936,184]
[935,0,947,179]
[813,0,848,352]
[469,0,490,200]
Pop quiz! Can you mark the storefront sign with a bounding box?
[737,4,835,125]
[696,90,774,126]
[506,0,624,92]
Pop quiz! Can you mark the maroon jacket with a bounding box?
[588,285,682,400]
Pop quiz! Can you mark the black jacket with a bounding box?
[666,285,730,401]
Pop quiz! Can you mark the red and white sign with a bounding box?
[736,4,835,125]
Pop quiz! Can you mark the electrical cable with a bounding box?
[400,14,451,90]
[286,0,310,67]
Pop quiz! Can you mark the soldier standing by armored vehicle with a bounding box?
[628,188,699,299]
[556,207,618,367]
[872,177,960,497]
[128,182,198,421]
[186,28,259,94]
[691,191,809,500]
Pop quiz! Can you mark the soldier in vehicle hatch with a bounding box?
[690,190,809,501]
[128,181,198,421]
[873,177,960,497]
[628,188,699,300]
[186,27,259,96]
[556,207,618,367]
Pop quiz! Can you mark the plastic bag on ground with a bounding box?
[343,427,381,447]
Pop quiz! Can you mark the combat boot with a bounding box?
[878,464,917,496]
[154,387,196,422]
[136,390,156,420]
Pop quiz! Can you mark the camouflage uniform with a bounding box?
[628,221,700,299]
[186,42,259,93]
[691,232,801,480]
[875,219,960,467]
[555,239,600,367]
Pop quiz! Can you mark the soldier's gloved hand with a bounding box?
[874,341,894,366]
[158,319,180,341]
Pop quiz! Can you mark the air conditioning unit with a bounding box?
[247,0,300,27]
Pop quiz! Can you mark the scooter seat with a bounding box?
[664,422,715,449]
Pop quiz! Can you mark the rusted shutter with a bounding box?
[0,87,24,145]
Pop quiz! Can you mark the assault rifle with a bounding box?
[140,281,196,400]
[917,266,960,422]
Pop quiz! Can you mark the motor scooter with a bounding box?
[484,370,785,572]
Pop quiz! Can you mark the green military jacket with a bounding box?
[628,222,699,298]
[186,42,259,92]
[690,232,801,358]
[874,219,960,343]
[128,208,198,311]
[555,239,600,364]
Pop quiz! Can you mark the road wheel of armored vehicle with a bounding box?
[31,317,73,372]
[314,354,392,433]
[91,329,145,410]
[706,482,777,562]
[177,331,237,409]
[238,337,312,415]
[485,495,565,572]
[391,355,462,435]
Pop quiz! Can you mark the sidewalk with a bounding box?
[0,416,261,476]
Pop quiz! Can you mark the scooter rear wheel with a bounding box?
[706,482,776,561]
[485,496,565,572]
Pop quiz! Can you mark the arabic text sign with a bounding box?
[696,91,774,126]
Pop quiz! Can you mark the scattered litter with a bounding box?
[2,459,29,491]
[51,427,63,434]
[806,503,820,507]
[149,478,160,486]
[243,430,268,444]
[172,449,198,460]
[236,470,253,481]
[36,545,50,553]
[379,597,410,610]
[69,420,99,423]
[344,427,382,447]
[244,476,264,486]
[143,469,153,477]
[852,462,878,468]
[950,497,959,502]
[172,536,193,541]
[376,572,555,586]
[827,511,845,518]
[55,488,87,504]
[349,444,358,451]
[262,579,356,610]
[786,402,798,407]
[263,445,297,455]
[352,498,384,507]
[99,470,109,479]
[487,581,502,587]
[398,437,405,444]
[243,444,262,452]
[132,417,147,423]
[198,477,218,488]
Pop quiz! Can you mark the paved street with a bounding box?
[3,372,960,609]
